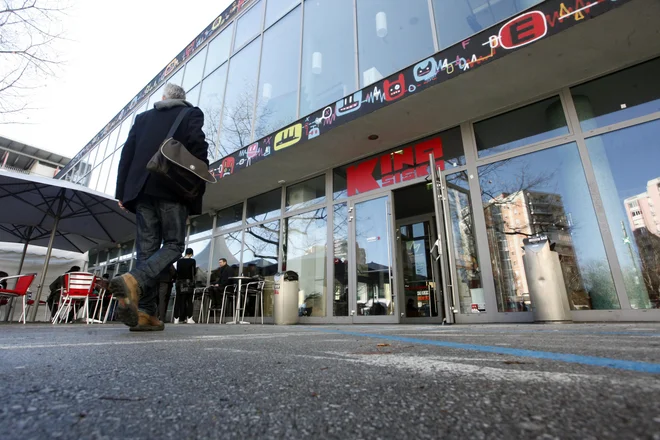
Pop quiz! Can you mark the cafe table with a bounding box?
[228,276,253,324]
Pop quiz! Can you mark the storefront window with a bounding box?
[242,221,280,316]
[474,96,569,158]
[254,6,301,139]
[432,0,543,50]
[446,171,484,313]
[572,58,660,131]
[220,37,261,154]
[217,203,244,231]
[333,127,464,199]
[300,0,356,116]
[189,214,213,241]
[586,119,660,309]
[246,188,281,224]
[286,175,325,212]
[356,0,435,87]
[198,64,229,162]
[333,203,349,316]
[205,23,234,78]
[187,239,212,283]
[479,142,619,312]
[233,0,264,51]
[284,208,327,317]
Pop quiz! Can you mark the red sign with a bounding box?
[498,11,547,50]
[346,138,444,196]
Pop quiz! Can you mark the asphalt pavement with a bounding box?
[1,322,659,440]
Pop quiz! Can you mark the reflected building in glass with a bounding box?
[64,0,660,323]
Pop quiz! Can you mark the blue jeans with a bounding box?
[131,196,187,316]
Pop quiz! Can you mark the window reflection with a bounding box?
[220,37,261,154]
[300,0,356,116]
[479,143,619,312]
[356,0,435,87]
[586,119,660,309]
[246,188,281,224]
[205,23,234,78]
[284,208,327,317]
[198,64,228,161]
[189,214,213,241]
[212,232,242,277]
[474,96,568,158]
[217,203,244,231]
[148,85,165,109]
[432,0,543,50]
[572,58,660,131]
[242,221,280,316]
[254,7,301,140]
[446,171,484,313]
[265,0,299,28]
[234,0,264,51]
[187,238,212,284]
[186,84,201,107]
[105,148,122,196]
[286,175,325,212]
[182,46,208,92]
[116,112,135,148]
[333,203,349,316]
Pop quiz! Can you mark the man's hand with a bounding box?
[118,201,128,212]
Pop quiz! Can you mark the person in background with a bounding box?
[46,266,80,319]
[209,258,231,309]
[157,265,176,323]
[174,248,196,324]
[0,271,8,290]
[111,83,208,332]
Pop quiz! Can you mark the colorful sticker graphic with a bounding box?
[274,123,303,151]
[335,91,363,116]
[384,74,405,101]
[414,57,438,82]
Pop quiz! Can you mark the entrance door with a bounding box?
[349,194,397,323]
[397,217,443,322]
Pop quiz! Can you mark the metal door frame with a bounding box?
[395,213,446,324]
[348,192,399,324]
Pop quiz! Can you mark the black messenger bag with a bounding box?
[146,108,216,201]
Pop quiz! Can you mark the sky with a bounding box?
[1,0,233,159]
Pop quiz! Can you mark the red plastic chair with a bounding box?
[0,273,37,324]
[52,272,97,324]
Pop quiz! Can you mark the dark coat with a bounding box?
[210,265,231,287]
[115,100,209,215]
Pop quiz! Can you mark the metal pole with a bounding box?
[17,226,34,274]
[29,196,64,322]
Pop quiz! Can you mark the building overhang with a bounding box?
[203,0,660,213]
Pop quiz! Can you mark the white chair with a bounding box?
[52,272,96,324]
[241,281,266,325]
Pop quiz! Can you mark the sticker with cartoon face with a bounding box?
[222,157,235,177]
[414,57,438,82]
[384,74,405,101]
[308,123,320,140]
[274,123,303,151]
[335,91,363,116]
[246,143,261,160]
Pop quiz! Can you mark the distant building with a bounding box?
[0,135,70,178]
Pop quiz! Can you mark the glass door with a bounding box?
[349,194,397,323]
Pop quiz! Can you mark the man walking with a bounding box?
[112,83,208,331]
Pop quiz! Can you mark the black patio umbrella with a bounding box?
[0,169,135,321]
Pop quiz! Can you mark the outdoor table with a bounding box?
[228,276,253,325]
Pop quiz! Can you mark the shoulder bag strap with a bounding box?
[166,107,192,139]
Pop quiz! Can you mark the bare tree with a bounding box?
[0,0,68,120]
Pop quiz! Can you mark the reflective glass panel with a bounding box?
[95,155,113,193]
[234,0,264,51]
[356,0,435,86]
[189,214,213,241]
[333,203,349,316]
[217,203,244,231]
[474,96,568,158]
[432,0,543,50]
[105,148,122,197]
[220,37,261,154]
[242,221,279,317]
[168,66,185,88]
[148,85,165,109]
[254,7,301,139]
[479,143,619,312]
[187,239,212,284]
[187,84,201,107]
[182,46,208,92]
[116,112,135,148]
[572,58,660,131]
[286,175,325,212]
[198,64,229,161]
[212,232,243,276]
[103,127,120,160]
[300,0,356,116]
[246,188,281,223]
[266,0,299,28]
[205,23,234,77]
[284,208,327,317]
[446,171,484,313]
[135,101,148,118]
[586,119,660,309]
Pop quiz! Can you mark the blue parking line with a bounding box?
[314,328,660,374]
[415,327,660,337]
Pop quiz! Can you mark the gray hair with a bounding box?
[163,83,186,100]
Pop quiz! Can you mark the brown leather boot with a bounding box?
[109,273,140,327]
[129,311,165,332]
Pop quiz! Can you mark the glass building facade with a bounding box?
[75,0,660,323]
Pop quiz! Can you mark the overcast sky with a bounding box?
[1,0,232,159]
